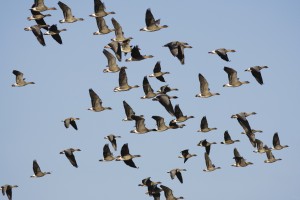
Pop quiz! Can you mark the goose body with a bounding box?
[130,115,156,134]
[172,104,194,123]
[272,132,289,150]
[44,24,66,44]
[157,85,178,94]
[178,149,197,163]
[31,0,57,12]
[58,1,84,23]
[232,148,253,167]
[140,8,168,32]
[149,61,170,82]
[88,88,112,112]
[264,148,282,163]
[93,17,114,35]
[152,94,176,116]
[104,134,121,151]
[60,148,81,168]
[203,152,221,172]
[114,67,139,92]
[0,184,18,200]
[102,49,120,73]
[163,41,192,65]
[152,115,169,132]
[197,116,217,132]
[30,160,51,178]
[11,70,35,87]
[62,117,80,130]
[141,76,157,99]
[125,45,153,62]
[89,0,115,17]
[223,67,250,87]
[99,144,115,161]
[208,48,235,62]
[167,168,186,184]
[221,131,240,144]
[122,100,143,121]
[111,18,131,42]
[245,66,268,85]
[196,73,220,98]
[116,143,141,168]
[104,41,122,62]
[197,139,217,155]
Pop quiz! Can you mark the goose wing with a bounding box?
[13,70,25,85]
[58,1,73,20]
[123,100,135,119]
[251,67,264,85]
[143,76,154,94]
[103,144,113,158]
[64,150,78,167]
[145,8,156,27]
[89,88,102,108]
[175,170,183,183]
[111,18,124,39]
[198,73,209,94]
[103,49,117,70]
[49,25,62,44]
[120,143,130,156]
[174,104,183,119]
[224,67,238,84]
[31,25,46,46]
[33,160,42,175]
[119,67,128,87]
[200,116,208,129]
[216,48,229,61]
[70,119,78,130]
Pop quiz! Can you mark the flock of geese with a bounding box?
[4,0,289,200]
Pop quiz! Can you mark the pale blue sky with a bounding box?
[1,1,300,200]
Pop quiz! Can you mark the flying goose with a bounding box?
[220,130,240,144]
[130,115,156,134]
[141,76,157,99]
[120,37,133,56]
[11,70,35,87]
[114,67,139,92]
[140,8,168,32]
[208,48,235,62]
[160,185,184,200]
[122,100,143,121]
[196,73,220,98]
[31,0,57,12]
[197,139,217,155]
[28,4,50,30]
[152,115,169,132]
[93,17,114,35]
[0,185,18,200]
[30,160,51,178]
[264,148,282,163]
[203,152,221,172]
[62,117,80,130]
[58,1,84,23]
[197,116,217,132]
[44,24,66,44]
[253,139,269,153]
[241,129,262,134]
[24,24,49,46]
[172,104,194,123]
[157,85,178,94]
[152,94,176,116]
[138,177,161,187]
[60,148,81,168]
[111,18,130,42]
[272,132,289,150]
[89,0,115,17]
[231,112,256,147]
[116,143,141,168]
[167,168,186,184]
[99,144,115,161]
[104,41,122,61]
[245,66,268,85]
[163,41,192,65]
[125,45,154,62]
[232,148,253,167]
[104,134,121,151]
[102,49,120,73]
[223,67,250,87]
[88,88,112,112]
[178,149,197,163]
[149,61,170,82]
[168,120,186,129]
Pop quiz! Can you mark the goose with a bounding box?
[168,120,185,129]
[125,45,154,62]
[147,185,162,200]
[178,149,197,163]
[89,0,115,17]
[264,148,282,163]
[167,168,186,184]
[88,88,112,112]
[245,66,268,85]
[120,37,133,56]
[196,73,220,98]
[253,139,269,153]
[102,49,120,73]
[62,117,80,130]
[223,67,250,87]
[172,104,194,123]
[160,185,184,200]
[111,18,131,42]
[197,116,217,132]
[30,160,51,178]
[99,144,115,161]
[31,0,57,12]
[203,152,221,172]
[272,132,289,150]
[44,24,66,44]
[104,41,122,62]
[140,8,168,32]
[231,112,256,147]
[93,17,114,35]
[116,143,141,168]
[11,70,35,87]
[28,4,50,30]
[24,24,49,46]
[0,185,18,200]
[130,115,156,134]
[60,148,81,168]
[114,67,139,92]
[208,48,235,62]
[157,85,178,94]
[241,129,262,134]
[138,177,161,187]
[122,100,143,121]
[141,76,157,99]
[197,139,217,155]
[152,115,169,132]
[149,61,170,82]
[58,1,84,23]
[152,94,176,116]
[163,41,192,64]
[221,130,240,144]
[104,134,121,151]
[232,148,253,167]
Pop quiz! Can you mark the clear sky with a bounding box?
[1,1,300,200]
